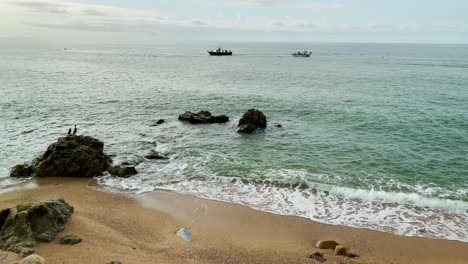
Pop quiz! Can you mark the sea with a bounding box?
[0,42,467,242]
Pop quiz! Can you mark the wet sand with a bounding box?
[0,177,467,264]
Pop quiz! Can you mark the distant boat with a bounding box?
[292,51,311,57]
[208,47,232,56]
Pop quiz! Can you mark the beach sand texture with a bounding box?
[0,177,467,264]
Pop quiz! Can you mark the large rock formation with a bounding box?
[32,136,112,178]
[237,109,267,133]
[0,199,74,257]
[10,165,33,178]
[178,111,229,124]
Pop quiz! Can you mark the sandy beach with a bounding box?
[0,177,467,264]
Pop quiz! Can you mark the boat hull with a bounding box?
[292,53,311,57]
[208,51,232,56]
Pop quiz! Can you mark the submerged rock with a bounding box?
[178,111,229,124]
[59,234,81,245]
[316,240,339,250]
[109,166,138,178]
[145,150,168,160]
[18,254,46,264]
[0,199,73,257]
[150,119,165,126]
[237,109,267,133]
[10,165,33,177]
[32,136,112,178]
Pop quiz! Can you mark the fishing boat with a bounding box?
[208,47,232,56]
[292,51,312,57]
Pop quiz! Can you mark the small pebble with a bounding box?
[347,253,360,258]
[308,252,326,263]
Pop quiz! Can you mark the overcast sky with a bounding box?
[0,0,467,45]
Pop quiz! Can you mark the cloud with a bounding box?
[1,0,464,44]
[9,0,69,14]
[207,0,344,9]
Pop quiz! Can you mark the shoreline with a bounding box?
[0,177,467,264]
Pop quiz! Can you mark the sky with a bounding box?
[0,0,467,45]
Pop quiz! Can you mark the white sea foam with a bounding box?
[95,166,468,243]
[163,179,468,242]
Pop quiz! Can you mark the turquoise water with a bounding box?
[0,43,467,241]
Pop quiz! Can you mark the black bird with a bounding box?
[67,128,71,135]
[73,125,77,135]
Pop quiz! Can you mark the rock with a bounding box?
[0,199,73,257]
[59,234,81,245]
[347,253,360,259]
[107,261,122,264]
[0,254,8,261]
[237,109,267,133]
[10,164,33,177]
[32,136,112,178]
[109,166,138,178]
[237,124,257,134]
[274,124,282,128]
[19,254,46,264]
[334,245,347,256]
[178,111,229,124]
[308,252,326,263]
[145,150,168,160]
[316,240,339,250]
[150,119,165,126]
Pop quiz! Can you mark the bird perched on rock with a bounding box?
[73,125,77,135]
[67,128,71,135]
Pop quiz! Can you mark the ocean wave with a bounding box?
[164,179,468,242]
[95,167,468,242]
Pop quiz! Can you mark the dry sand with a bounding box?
[0,177,467,264]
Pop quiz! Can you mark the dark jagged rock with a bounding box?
[10,164,33,178]
[59,234,81,245]
[109,165,138,178]
[237,109,267,133]
[0,199,73,257]
[32,136,112,178]
[178,111,229,124]
[145,150,168,160]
